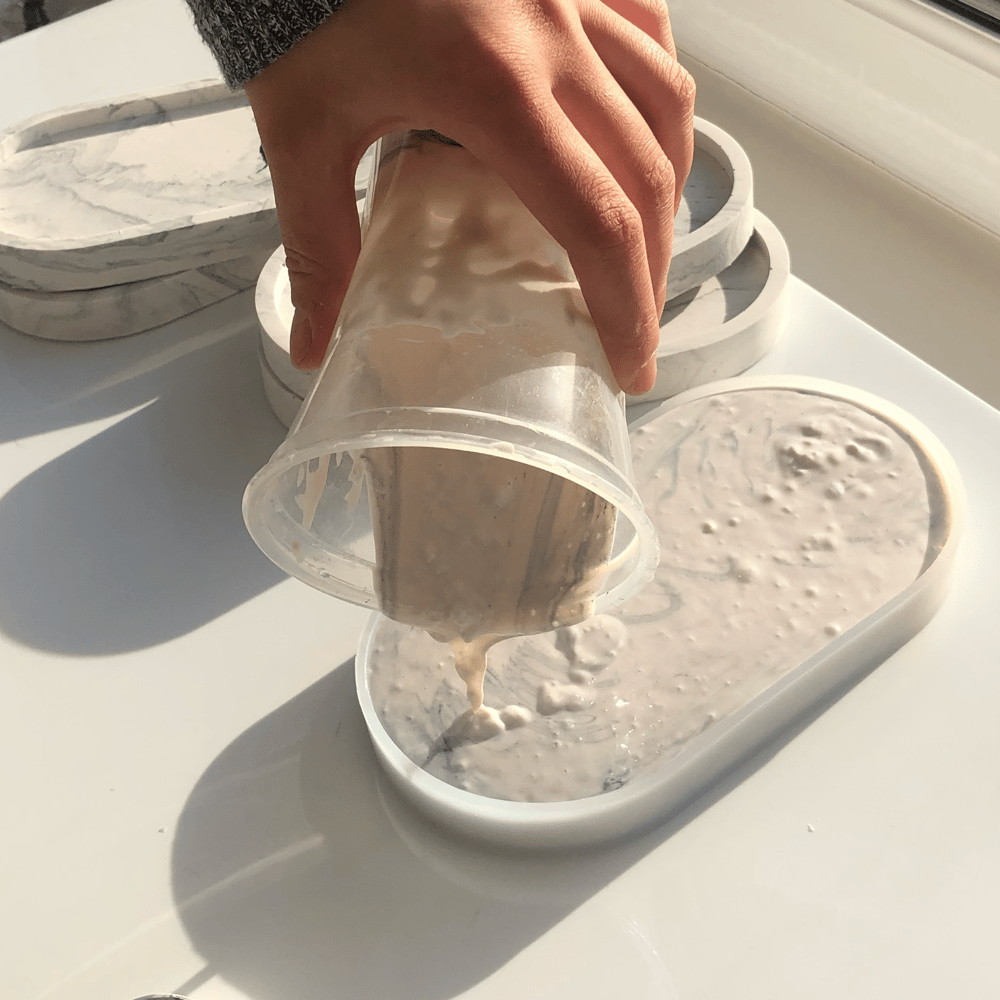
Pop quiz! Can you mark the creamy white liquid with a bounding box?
[364,446,615,707]
[302,132,625,700]
[368,389,941,802]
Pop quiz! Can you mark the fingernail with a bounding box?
[290,311,313,369]
[623,355,657,395]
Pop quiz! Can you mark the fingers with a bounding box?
[552,39,676,317]
[256,134,363,370]
[464,3,694,394]
[583,3,696,223]
[470,95,661,394]
[241,0,696,395]
[601,0,675,56]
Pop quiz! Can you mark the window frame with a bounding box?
[669,0,1000,237]
[930,1,1000,34]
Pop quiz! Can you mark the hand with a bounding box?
[244,0,695,394]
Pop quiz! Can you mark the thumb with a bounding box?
[265,141,363,371]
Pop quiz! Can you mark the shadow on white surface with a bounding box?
[0,293,288,654]
[171,662,652,1000]
[168,654,862,1000]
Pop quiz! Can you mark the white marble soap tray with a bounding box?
[631,210,791,405]
[356,375,965,848]
[0,249,273,341]
[667,117,754,299]
[0,79,281,292]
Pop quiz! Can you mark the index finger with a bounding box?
[466,99,661,395]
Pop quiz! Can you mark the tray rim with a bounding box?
[657,209,790,355]
[625,211,792,405]
[259,343,307,429]
[672,115,754,257]
[0,250,272,341]
[664,116,755,298]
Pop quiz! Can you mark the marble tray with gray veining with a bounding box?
[631,210,791,406]
[256,196,368,426]
[0,249,274,341]
[666,117,755,299]
[0,79,281,291]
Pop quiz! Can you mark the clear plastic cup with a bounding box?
[243,130,658,636]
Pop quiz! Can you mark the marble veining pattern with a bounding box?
[256,124,760,419]
[0,80,279,290]
[661,232,772,335]
[665,118,755,299]
[0,248,276,341]
[631,212,791,406]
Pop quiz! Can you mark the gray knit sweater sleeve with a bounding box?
[185,0,348,88]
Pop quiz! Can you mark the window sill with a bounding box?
[669,0,1000,237]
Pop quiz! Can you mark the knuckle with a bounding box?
[283,246,334,308]
[589,194,644,259]
[464,50,539,117]
[647,151,676,202]
[519,0,576,39]
[673,63,697,108]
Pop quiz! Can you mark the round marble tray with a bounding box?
[0,250,274,342]
[257,209,785,427]
[256,241,313,405]
[355,375,964,848]
[259,344,306,429]
[631,210,791,405]
[667,117,754,298]
[256,118,753,424]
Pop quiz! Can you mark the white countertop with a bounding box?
[3,3,1000,998]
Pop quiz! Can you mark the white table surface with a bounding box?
[3,3,1000,998]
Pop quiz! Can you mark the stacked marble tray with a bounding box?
[631,118,790,405]
[256,118,789,427]
[0,80,283,341]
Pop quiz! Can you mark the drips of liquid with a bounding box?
[298,132,627,707]
[368,389,944,802]
[363,445,616,709]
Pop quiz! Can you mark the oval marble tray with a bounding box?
[0,79,280,291]
[631,210,791,405]
[355,375,964,848]
[667,117,754,298]
[0,249,274,341]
